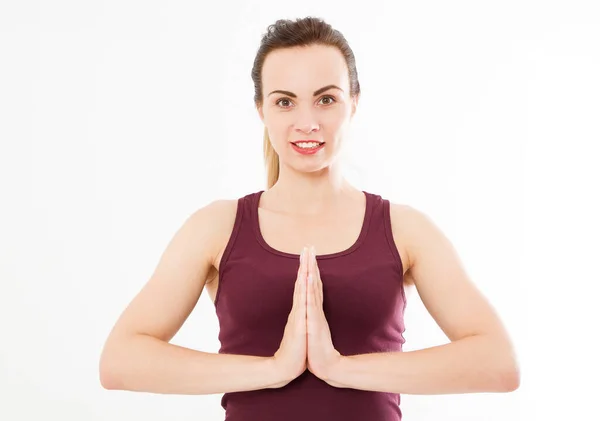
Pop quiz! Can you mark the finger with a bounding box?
[301,247,308,317]
[302,245,309,277]
[309,246,321,304]
[307,272,315,308]
[310,248,325,316]
[297,246,307,279]
[306,273,318,334]
[292,247,306,313]
[306,274,313,325]
[301,271,307,321]
[302,246,309,306]
[307,246,315,291]
[314,257,323,306]
[296,282,306,323]
[291,280,299,320]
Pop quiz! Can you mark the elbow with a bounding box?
[99,343,126,390]
[99,353,119,390]
[500,365,520,392]
[489,336,521,392]
[494,355,520,392]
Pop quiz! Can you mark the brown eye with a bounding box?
[319,96,336,105]
[276,98,292,108]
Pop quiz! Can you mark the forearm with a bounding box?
[329,334,519,395]
[100,334,285,394]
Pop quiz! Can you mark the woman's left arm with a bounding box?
[327,204,520,394]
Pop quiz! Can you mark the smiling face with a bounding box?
[258,44,358,172]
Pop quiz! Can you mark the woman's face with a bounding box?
[258,44,358,172]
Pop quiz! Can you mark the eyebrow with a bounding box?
[267,84,343,98]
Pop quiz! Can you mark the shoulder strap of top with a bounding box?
[381,196,404,274]
[217,191,259,273]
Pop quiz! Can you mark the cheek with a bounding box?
[323,109,350,131]
[263,116,286,137]
[267,113,292,130]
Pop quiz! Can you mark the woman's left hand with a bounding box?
[306,246,343,386]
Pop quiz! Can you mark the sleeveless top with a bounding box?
[214,190,407,421]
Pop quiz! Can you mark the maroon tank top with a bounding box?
[214,190,407,420]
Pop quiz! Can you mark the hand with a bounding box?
[271,247,309,386]
[306,246,343,385]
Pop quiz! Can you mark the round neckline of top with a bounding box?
[252,189,373,259]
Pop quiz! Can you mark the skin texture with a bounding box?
[258,44,520,393]
[257,44,359,215]
[99,43,520,397]
[304,245,342,381]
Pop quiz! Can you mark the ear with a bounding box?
[351,94,359,118]
[257,104,265,123]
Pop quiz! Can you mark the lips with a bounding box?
[290,141,326,155]
[291,140,325,145]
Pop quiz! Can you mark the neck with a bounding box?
[266,161,358,215]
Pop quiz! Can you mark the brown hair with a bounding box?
[251,17,361,189]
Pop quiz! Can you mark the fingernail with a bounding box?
[301,247,306,262]
[308,274,313,284]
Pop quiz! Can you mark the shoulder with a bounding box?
[389,201,458,275]
[388,202,433,231]
[187,198,240,268]
[388,202,440,273]
[188,199,238,229]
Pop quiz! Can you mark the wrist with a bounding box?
[323,354,346,388]
[265,357,293,388]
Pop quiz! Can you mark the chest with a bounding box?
[256,207,366,256]
[207,201,411,305]
[207,205,369,304]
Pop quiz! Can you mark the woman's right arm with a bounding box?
[99,200,289,395]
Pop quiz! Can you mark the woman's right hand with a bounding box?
[271,246,309,386]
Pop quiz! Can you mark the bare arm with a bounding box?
[99,200,288,394]
[327,204,520,394]
[101,334,283,394]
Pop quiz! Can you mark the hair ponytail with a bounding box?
[263,127,280,189]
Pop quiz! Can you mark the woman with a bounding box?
[99,16,520,420]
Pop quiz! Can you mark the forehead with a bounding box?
[262,44,349,95]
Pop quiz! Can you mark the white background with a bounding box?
[1,0,599,420]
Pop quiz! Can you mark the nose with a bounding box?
[294,108,320,134]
